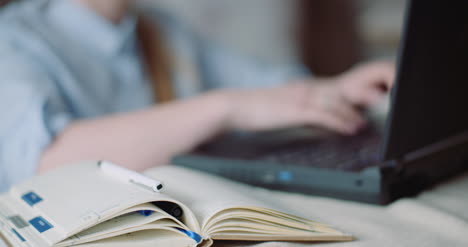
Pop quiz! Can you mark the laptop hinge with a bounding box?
[383,130,468,169]
[382,158,405,171]
[402,130,468,164]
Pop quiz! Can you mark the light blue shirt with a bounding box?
[0,0,306,192]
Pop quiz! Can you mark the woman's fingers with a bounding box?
[304,109,359,135]
[360,89,387,106]
[337,61,395,106]
[305,102,365,135]
[301,83,366,134]
[226,82,369,134]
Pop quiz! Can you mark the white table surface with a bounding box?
[214,171,468,247]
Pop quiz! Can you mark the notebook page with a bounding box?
[144,166,296,231]
[7,161,198,245]
[76,229,196,247]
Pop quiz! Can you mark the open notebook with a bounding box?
[0,161,352,247]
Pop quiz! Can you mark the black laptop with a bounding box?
[173,0,468,204]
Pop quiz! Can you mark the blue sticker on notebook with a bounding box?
[11,229,26,242]
[21,192,42,206]
[29,217,53,233]
[176,228,202,243]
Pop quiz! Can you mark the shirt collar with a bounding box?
[47,0,137,57]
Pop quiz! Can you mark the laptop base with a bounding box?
[173,155,383,204]
[173,137,468,205]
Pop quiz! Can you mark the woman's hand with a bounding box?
[335,61,395,107]
[225,61,395,135]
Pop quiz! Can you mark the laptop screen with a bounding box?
[382,0,468,161]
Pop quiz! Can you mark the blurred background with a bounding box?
[144,0,406,76]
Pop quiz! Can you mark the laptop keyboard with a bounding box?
[253,127,382,171]
[196,125,383,172]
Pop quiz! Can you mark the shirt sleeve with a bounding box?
[0,40,72,192]
[196,39,311,90]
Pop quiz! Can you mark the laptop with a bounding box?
[172,0,468,204]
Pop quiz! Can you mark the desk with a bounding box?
[215,172,468,247]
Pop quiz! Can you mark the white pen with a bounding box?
[98,161,164,192]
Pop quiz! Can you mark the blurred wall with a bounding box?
[144,0,405,72]
[147,0,300,65]
[359,0,406,58]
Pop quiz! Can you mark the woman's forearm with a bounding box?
[38,91,231,173]
[38,61,395,173]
